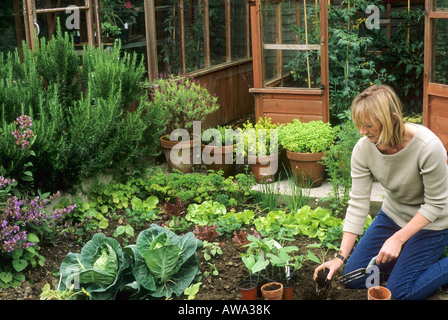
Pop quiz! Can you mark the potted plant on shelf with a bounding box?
[237,117,283,183]
[279,119,339,187]
[149,73,220,173]
[201,125,236,177]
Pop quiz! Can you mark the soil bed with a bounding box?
[1,214,447,301]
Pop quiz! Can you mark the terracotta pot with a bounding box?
[238,280,258,300]
[286,150,326,188]
[160,134,199,173]
[201,144,235,177]
[368,286,391,300]
[282,282,295,300]
[261,282,283,300]
[247,153,280,184]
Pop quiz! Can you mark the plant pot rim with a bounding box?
[161,133,200,141]
[247,152,280,161]
[238,279,258,289]
[201,143,235,152]
[367,286,392,300]
[261,281,283,291]
[286,149,326,161]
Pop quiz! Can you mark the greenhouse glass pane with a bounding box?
[435,0,448,11]
[231,0,249,59]
[155,0,182,75]
[209,0,227,66]
[260,0,321,88]
[184,0,205,72]
[433,19,448,85]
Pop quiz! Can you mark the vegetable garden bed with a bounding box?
[0,164,446,301]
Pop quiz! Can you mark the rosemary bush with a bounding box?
[0,22,166,192]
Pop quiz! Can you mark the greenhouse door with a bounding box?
[249,0,329,124]
[19,0,99,51]
[423,0,448,152]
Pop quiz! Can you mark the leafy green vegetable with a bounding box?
[126,224,203,299]
[185,200,227,226]
[58,233,128,299]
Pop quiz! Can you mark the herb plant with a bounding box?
[149,73,220,134]
[279,120,339,154]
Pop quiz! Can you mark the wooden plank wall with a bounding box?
[194,60,255,129]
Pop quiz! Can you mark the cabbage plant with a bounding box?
[58,233,129,300]
[126,224,203,298]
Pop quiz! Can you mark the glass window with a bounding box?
[209,0,227,66]
[231,0,249,59]
[433,18,448,85]
[261,0,321,88]
[435,0,448,11]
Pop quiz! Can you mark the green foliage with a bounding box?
[149,73,220,134]
[186,200,227,226]
[253,206,343,246]
[236,117,283,158]
[126,224,203,299]
[0,233,44,289]
[202,125,237,146]
[279,120,339,153]
[215,209,255,235]
[58,233,128,300]
[141,167,256,206]
[0,22,166,192]
[322,120,362,216]
[287,0,423,122]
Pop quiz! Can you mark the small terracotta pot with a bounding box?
[368,286,391,300]
[282,282,295,300]
[238,280,258,300]
[261,282,283,300]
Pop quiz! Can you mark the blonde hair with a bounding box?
[351,85,405,149]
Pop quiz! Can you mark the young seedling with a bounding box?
[306,243,332,294]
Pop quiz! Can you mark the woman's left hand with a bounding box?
[376,232,406,265]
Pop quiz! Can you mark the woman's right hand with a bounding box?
[313,258,345,281]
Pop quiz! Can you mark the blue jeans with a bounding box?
[343,210,448,300]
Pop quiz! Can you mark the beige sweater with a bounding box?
[343,124,448,235]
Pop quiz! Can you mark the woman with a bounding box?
[314,85,448,300]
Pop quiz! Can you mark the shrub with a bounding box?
[149,73,219,134]
[0,22,166,192]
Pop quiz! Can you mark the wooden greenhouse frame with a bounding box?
[9,0,448,139]
[248,0,330,124]
[423,0,448,154]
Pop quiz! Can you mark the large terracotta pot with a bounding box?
[201,144,235,177]
[247,153,280,184]
[160,134,199,173]
[286,150,325,188]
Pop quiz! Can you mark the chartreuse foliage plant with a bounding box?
[279,120,339,154]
